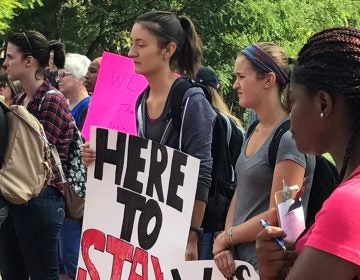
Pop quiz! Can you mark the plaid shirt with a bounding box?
[14,80,73,193]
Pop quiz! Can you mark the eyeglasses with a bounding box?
[0,82,7,89]
[57,71,72,81]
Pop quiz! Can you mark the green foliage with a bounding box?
[2,0,360,123]
[0,0,42,35]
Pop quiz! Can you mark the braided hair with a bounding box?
[292,27,360,182]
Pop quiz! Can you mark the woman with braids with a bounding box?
[1,30,73,279]
[212,42,315,275]
[81,10,216,260]
[256,27,360,279]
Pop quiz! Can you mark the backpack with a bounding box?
[39,91,86,220]
[247,119,339,227]
[166,78,244,232]
[0,105,7,168]
[50,131,86,220]
[0,99,52,204]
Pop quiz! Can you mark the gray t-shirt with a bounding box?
[233,118,315,269]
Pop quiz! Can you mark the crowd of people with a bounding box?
[0,9,359,280]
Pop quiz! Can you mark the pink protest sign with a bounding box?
[82,52,148,140]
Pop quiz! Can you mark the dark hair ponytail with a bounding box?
[178,15,202,78]
[49,40,65,69]
[135,10,202,78]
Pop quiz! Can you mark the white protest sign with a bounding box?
[76,127,200,279]
[164,260,259,280]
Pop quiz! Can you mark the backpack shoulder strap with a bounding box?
[169,78,193,130]
[38,89,59,113]
[0,104,8,168]
[268,119,291,169]
[169,78,213,128]
[136,86,150,137]
[220,113,232,145]
[246,119,260,139]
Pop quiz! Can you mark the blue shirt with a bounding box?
[71,96,90,129]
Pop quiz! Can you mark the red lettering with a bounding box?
[80,229,106,280]
[106,235,134,279]
[76,268,87,280]
[151,256,164,280]
[77,230,164,279]
[129,247,148,280]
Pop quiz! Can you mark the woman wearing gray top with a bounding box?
[213,42,315,276]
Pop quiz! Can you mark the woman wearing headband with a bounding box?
[213,42,315,277]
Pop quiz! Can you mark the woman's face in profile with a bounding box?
[3,43,27,81]
[288,82,326,155]
[84,60,100,93]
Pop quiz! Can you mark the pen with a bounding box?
[259,219,287,251]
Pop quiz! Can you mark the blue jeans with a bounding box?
[198,232,215,260]
[0,186,65,280]
[0,196,9,229]
[58,219,82,279]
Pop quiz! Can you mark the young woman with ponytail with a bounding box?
[82,10,216,260]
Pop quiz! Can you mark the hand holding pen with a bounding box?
[260,219,287,250]
[257,216,297,279]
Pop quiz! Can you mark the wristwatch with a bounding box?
[189,226,203,237]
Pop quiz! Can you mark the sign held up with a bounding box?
[81,52,148,139]
[76,127,200,279]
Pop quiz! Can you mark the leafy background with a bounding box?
[1,0,359,123]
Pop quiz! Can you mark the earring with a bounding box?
[320,112,324,118]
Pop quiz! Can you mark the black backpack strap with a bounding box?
[0,104,8,169]
[268,119,291,169]
[168,78,193,130]
[246,119,260,139]
[168,78,213,131]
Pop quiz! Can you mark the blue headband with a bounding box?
[241,44,289,89]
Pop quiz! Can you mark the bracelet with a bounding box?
[189,226,203,237]
[227,227,234,246]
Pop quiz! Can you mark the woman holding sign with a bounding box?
[82,10,216,260]
[256,27,360,280]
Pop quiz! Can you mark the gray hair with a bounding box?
[64,53,91,79]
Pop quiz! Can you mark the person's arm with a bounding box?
[256,208,297,280]
[213,159,305,254]
[213,191,238,277]
[225,189,237,230]
[81,142,96,167]
[286,247,359,280]
[214,249,236,279]
[181,89,217,260]
[186,200,206,260]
